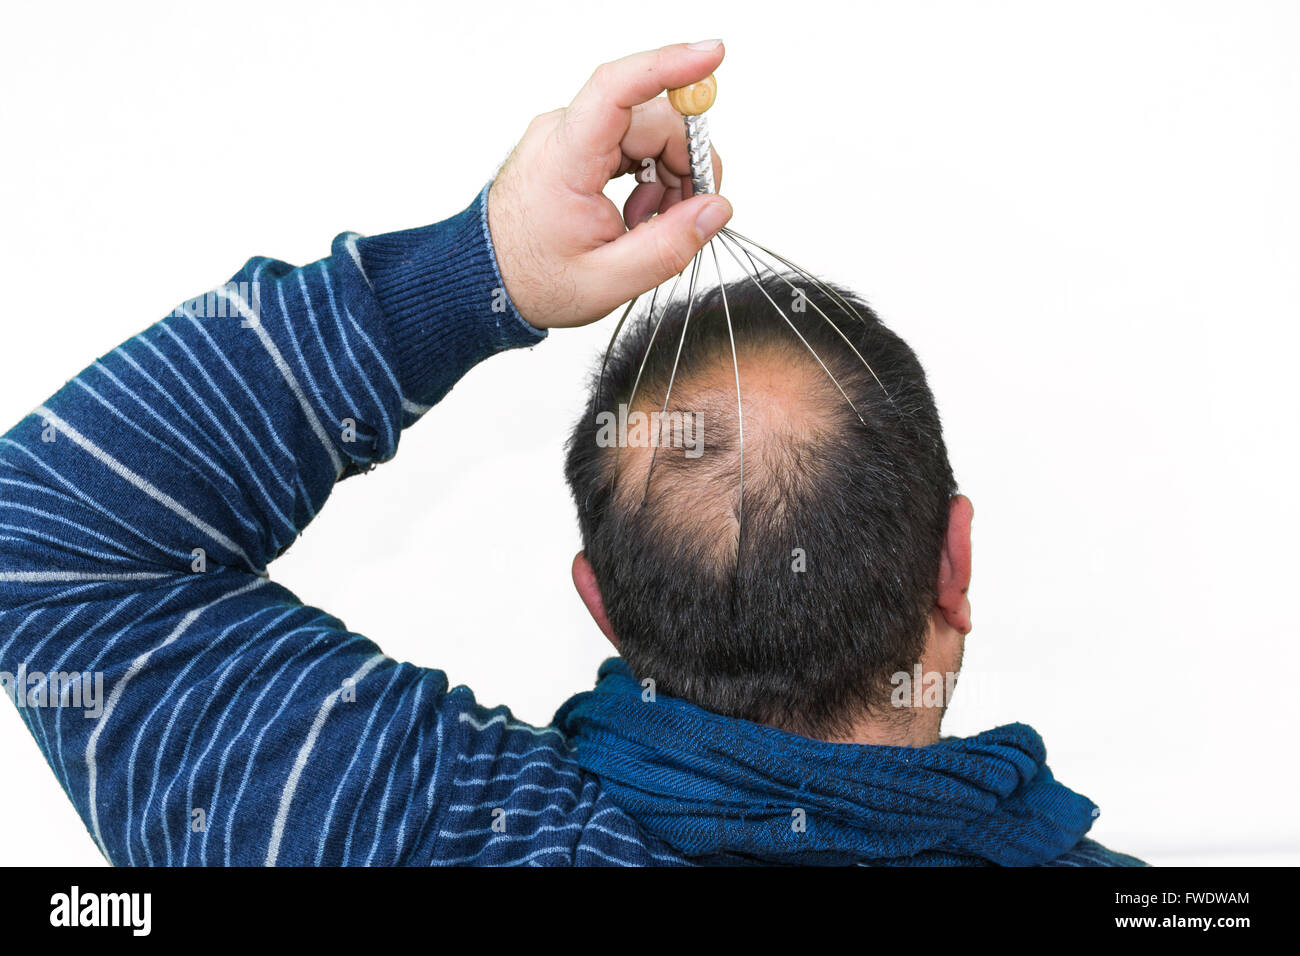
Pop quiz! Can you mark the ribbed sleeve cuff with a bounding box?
[352,183,546,409]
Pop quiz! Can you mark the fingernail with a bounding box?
[688,39,722,50]
[695,198,731,240]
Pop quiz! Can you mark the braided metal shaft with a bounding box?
[684,114,715,196]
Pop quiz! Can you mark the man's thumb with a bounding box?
[586,194,733,312]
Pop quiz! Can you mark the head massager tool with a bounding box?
[598,73,890,543]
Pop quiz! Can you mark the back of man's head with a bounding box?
[565,276,956,739]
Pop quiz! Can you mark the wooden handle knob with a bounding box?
[667,74,717,115]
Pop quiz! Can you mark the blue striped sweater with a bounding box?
[0,186,1141,866]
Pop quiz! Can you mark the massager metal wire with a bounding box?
[596,74,891,542]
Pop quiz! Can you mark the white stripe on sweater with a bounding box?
[0,571,171,582]
[213,286,345,475]
[265,652,385,866]
[33,407,258,572]
[85,577,268,855]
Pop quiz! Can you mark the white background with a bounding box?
[1,0,1296,867]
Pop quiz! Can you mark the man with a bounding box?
[0,42,1141,866]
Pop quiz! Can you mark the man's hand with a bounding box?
[488,41,733,330]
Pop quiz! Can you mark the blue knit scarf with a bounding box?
[554,658,1100,866]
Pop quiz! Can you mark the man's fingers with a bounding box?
[562,41,724,190]
[619,99,724,190]
[495,43,728,327]
[582,193,733,313]
[624,179,669,227]
[619,98,695,182]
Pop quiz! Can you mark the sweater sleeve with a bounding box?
[0,185,552,865]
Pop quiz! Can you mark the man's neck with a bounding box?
[825,707,944,747]
[823,624,962,747]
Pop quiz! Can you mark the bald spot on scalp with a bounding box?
[605,341,851,570]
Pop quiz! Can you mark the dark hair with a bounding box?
[564,275,956,738]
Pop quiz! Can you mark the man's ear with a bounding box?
[936,495,974,635]
[572,551,619,650]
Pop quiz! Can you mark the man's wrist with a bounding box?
[350,185,546,410]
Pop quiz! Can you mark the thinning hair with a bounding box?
[564,275,956,738]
